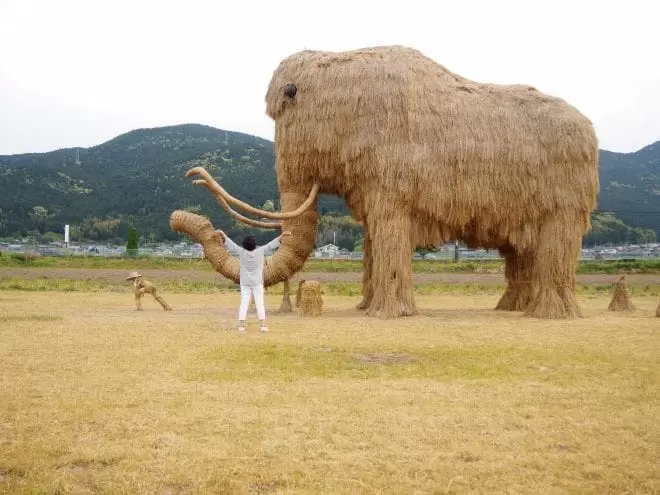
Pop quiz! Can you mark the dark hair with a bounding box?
[242,235,257,251]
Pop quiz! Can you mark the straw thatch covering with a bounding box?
[278,280,293,313]
[495,247,535,312]
[265,45,598,319]
[608,275,635,312]
[172,45,598,320]
[299,281,323,316]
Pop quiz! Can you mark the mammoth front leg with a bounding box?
[525,215,583,319]
[357,227,373,310]
[365,210,417,318]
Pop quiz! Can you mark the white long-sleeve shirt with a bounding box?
[224,236,281,286]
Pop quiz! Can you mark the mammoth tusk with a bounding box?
[191,178,282,230]
[185,166,319,220]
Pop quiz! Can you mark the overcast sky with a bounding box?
[1,0,658,155]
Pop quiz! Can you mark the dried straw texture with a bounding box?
[278,280,293,313]
[264,45,599,319]
[170,199,317,288]
[608,276,635,312]
[299,281,323,317]
[495,246,535,312]
[295,280,305,308]
[170,210,240,283]
[132,277,172,311]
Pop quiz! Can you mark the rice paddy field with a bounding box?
[0,263,658,494]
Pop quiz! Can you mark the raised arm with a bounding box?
[217,230,242,255]
[261,231,292,254]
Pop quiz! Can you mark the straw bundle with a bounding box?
[299,281,323,316]
[608,275,635,311]
[278,280,293,313]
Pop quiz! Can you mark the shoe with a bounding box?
[260,326,268,333]
[238,326,246,333]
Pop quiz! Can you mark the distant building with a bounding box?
[317,244,340,255]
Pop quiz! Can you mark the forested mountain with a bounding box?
[0,124,346,246]
[596,142,660,233]
[0,123,659,248]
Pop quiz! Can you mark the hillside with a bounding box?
[0,124,659,247]
[597,142,660,233]
[0,124,346,245]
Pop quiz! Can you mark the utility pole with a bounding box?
[454,240,459,263]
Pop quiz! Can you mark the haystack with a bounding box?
[172,45,599,320]
[278,280,293,313]
[298,281,323,317]
[608,275,635,311]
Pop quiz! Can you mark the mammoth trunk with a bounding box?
[263,191,318,286]
[169,210,240,283]
[169,191,317,287]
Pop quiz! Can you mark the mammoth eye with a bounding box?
[284,83,297,99]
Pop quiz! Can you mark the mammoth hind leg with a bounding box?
[495,244,535,312]
[357,227,374,310]
[524,216,583,319]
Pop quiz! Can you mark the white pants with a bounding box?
[238,285,266,321]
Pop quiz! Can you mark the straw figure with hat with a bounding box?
[170,45,599,320]
[126,271,172,311]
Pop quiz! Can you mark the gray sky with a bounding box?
[1,0,658,155]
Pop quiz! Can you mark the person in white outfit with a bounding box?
[217,229,291,332]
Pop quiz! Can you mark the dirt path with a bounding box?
[2,267,660,285]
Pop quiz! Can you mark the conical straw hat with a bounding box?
[126,271,143,280]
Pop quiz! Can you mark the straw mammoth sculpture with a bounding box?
[171,45,599,319]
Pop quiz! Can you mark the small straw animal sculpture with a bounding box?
[126,271,172,311]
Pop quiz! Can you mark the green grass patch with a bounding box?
[3,277,660,297]
[187,343,614,384]
[579,259,660,274]
[0,252,207,270]
[1,313,63,322]
[3,251,660,274]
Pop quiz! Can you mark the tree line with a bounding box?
[4,207,656,250]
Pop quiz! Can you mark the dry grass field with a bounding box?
[0,290,658,494]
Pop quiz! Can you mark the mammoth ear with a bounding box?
[284,83,297,99]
